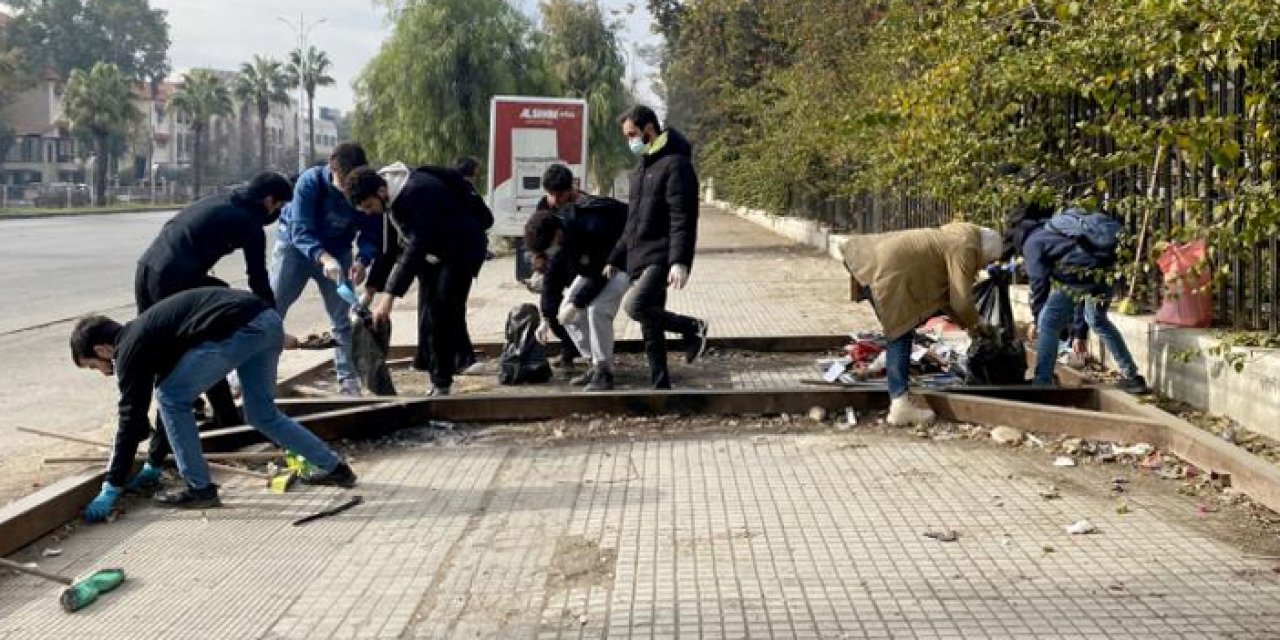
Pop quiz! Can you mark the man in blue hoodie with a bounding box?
[271,143,382,396]
[1012,207,1149,394]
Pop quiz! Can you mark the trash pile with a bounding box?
[821,263,1028,388]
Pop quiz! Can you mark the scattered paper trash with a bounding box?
[923,529,959,542]
[1053,456,1077,467]
[837,407,859,431]
[1038,486,1061,500]
[41,548,62,558]
[1065,520,1097,535]
[990,426,1024,445]
[808,406,828,423]
[1114,443,1154,457]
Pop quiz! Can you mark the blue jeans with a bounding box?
[862,286,914,399]
[1034,289,1139,385]
[269,242,356,385]
[155,309,341,489]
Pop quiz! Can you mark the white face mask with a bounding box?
[628,137,647,156]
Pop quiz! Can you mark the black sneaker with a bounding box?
[585,369,614,392]
[302,462,358,488]
[570,367,597,386]
[685,319,709,364]
[1116,375,1150,395]
[155,484,221,509]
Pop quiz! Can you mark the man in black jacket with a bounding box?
[71,288,357,521]
[607,105,708,389]
[127,172,293,491]
[525,164,630,391]
[346,163,494,396]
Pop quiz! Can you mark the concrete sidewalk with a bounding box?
[3,206,1278,639]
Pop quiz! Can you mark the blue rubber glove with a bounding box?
[125,462,163,492]
[84,482,123,522]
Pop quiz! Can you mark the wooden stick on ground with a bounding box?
[21,426,278,478]
[43,452,284,464]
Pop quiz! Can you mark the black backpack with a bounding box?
[498,304,553,385]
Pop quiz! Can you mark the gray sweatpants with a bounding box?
[562,273,631,371]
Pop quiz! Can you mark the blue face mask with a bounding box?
[628,137,647,156]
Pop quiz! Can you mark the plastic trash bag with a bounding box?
[1155,239,1212,328]
[351,308,397,396]
[498,304,553,385]
[964,265,1028,385]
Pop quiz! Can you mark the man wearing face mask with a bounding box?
[270,143,382,396]
[122,172,295,494]
[841,223,1005,425]
[606,105,709,390]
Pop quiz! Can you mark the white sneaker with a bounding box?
[339,380,362,397]
[887,396,936,426]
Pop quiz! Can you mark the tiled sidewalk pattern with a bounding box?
[2,432,1277,638]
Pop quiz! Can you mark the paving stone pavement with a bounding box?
[4,206,1279,638]
[2,430,1278,639]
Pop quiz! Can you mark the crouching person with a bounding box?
[842,223,1003,425]
[524,164,630,391]
[72,287,357,521]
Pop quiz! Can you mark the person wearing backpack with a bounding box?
[271,143,382,396]
[524,164,630,391]
[1017,207,1149,394]
[344,163,494,396]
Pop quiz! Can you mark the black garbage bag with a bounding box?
[498,303,553,385]
[352,308,397,396]
[964,267,1028,385]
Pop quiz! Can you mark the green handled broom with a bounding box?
[0,557,126,612]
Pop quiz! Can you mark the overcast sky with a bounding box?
[150,0,663,115]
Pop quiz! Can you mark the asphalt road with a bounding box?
[0,211,337,481]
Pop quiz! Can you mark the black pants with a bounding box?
[415,262,474,389]
[413,307,477,371]
[624,265,700,389]
[135,263,243,467]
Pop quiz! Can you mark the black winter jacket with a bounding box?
[608,128,700,277]
[137,189,276,308]
[537,194,628,313]
[367,167,494,297]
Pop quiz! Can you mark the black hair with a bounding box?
[541,163,574,193]
[524,208,565,254]
[344,166,386,208]
[329,142,368,175]
[453,156,480,179]
[617,105,661,133]
[70,315,122,363]
[245,171,292,203]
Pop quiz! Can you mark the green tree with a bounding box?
[63,62,140,206]
[3,0,170,82]
[169,69,233,196]
[286,46,336,164]
[355,0,555,165]
[539,0,631,193]
[234,56,291,172]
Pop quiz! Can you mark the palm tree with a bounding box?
[234,56,291,171]
[286,46,336,164]
[169,69,233,197]
[63,62,140,206]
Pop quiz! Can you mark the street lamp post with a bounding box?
[277,12,327,173]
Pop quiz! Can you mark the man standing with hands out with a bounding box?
[607,105,709,389]
[270,143,381,396]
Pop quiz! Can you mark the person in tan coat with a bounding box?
[842,222,1003,425]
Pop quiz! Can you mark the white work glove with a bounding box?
[526,271,545,293]
[558,301,582,326]
[535,318,553,344]
[603,265,619,279]
[320,255,343,283]
[668,264,690,290]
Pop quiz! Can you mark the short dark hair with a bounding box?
[245,171,292,203]
[524,208,564,254]
[541,164,574,193]
[70,315,122,363]
[329,142,368,175]
[453,156,480,179]
[618,105,661,133]
[344,166,386,207]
